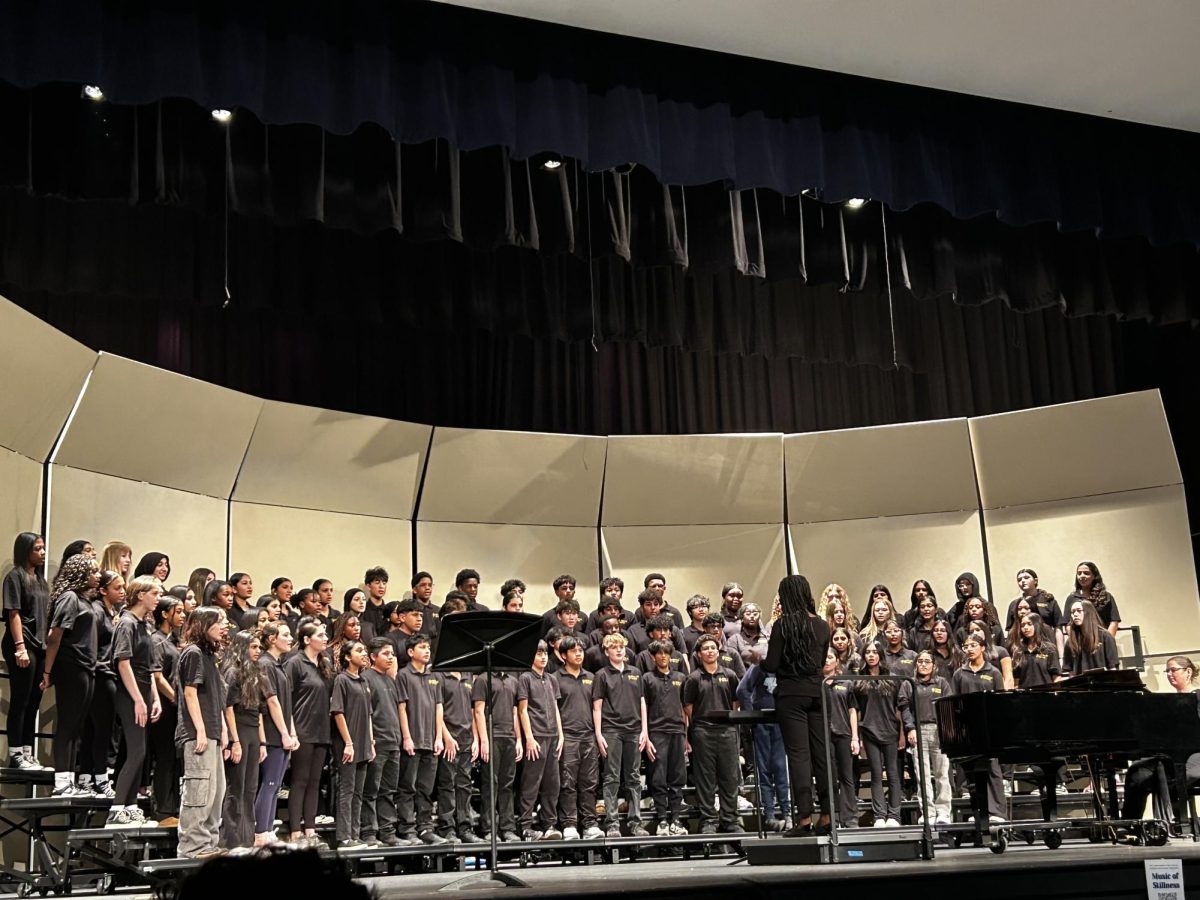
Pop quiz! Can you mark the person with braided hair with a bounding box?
[762,575,831,836]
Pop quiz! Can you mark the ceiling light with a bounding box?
[82,85,104,101]
[542,158,562,170]
[845,198,867,209]
[211,108,233,124]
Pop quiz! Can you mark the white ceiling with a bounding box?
[433,0,1200,134]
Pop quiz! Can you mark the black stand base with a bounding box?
[439,868,530,890]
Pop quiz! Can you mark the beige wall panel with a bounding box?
[419,429,606,527]
[789,512,986,617]
[601,524,787,608]
[47,465,227,585]
[416,521,598,614]
[970,390,1180,510]
[785,419,978,524]
[233,401,431,518]
[0,295,96,461]
[982,484,1200,659]
[602,434,784,527]
[53,353,262,499]
[230,502,411,600]
[0,450,44,568]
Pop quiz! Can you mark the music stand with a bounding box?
[431,611,543,890]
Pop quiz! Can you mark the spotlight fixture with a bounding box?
[82,85,104,101]
[211,108,233,124]
[542,158,562,170]
[845,198,867,209]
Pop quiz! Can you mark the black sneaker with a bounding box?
[379,834,402,847]
[459,829,482,843]
[419,830,448,845]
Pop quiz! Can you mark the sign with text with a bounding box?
[1145,859,1184,900]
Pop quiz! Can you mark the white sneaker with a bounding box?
[669,822,689,836]
[885,818,901,827]
[873,819,888,828]
[129,808,158,827]
[656,821,672,836]
[581,825,605,840]
[736,796,754,813]
[561,826,579,841]
[314,815,335,826]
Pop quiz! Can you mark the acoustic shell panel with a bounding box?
[416,521,598,615]
[0,449,44,567]
[53,353,262,499]
[230,502,412,602]
[0,294,96,461]
[785,419,978,524]
[47,465,227,586]
[788,511,986,621]
[981,484,1200,660]
[969,390,1180,510]
[602,434,785,527]
[600,524,787,610]
[418,428,606,527]
[233,401,431,519]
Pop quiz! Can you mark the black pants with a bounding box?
[831,734,858,826]
[288,742,328,831]
[518,736,560,831]
[435,745,475,835]
[149,703,180,817]
[398,748,438,835]
[689,725,739,828]
[1122,753,1200,820]
[480,736,517,835]
[647,731,686,822]
[864,736,901,821]
[51,661,93,774]
[3,638,44,751]
[556,736,598,830]
[335,757,369,843]
[113,682,151,805]
[221,723,260,848]
[80,674,117,778]
[775,686,831,820]
[363,746,401,840]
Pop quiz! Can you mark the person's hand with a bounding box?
[637,732,648,752]
[150,699,162,723]
[526,737,541,761]
[342,742,354,764]
[39,672,50,692]
[470,736,480,762]
[906,729,917,748]
[596,734,608,758]
[645,739,657,762]
[14,648,29,669]
[194,732,208,754]
[898,733,907,751]
[444,735,459,762]
[403,737,415,756]
[479,739,490,763]
[684,738,692,756]
[555,739,564,760]
[230,742,242,763]
[287,735,301,752]
[434,736,445,757]
[850,737,860,755]
[258,745,268,764]
[134,697,148,727]
[515,739,524,762]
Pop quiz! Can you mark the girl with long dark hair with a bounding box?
[174,607,228,858]
[109,575,163,827]
[343,588,376,642]
[856,642,902,827]
[901,580,938,630]
[929,620,961,680]
[1062,598,1119,675]
[221,630,267,849]
[133,552,170,584]
[150,598,185,824]
[40,553,99,793]
[762,574,831,836]
[1010,613,1060,689]
[228,573,254,616]
[829,626,862,673]
[331,640,374,849]
[80,571,124,795]
[1067,562,1121,637]
[1004,569,1062,632]
[285,622,333,846]
[254,622,299,848]
[3,532,50,770]
[822,649,860,828]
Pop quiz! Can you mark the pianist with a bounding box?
[1120,656,1200,821]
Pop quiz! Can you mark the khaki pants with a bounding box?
[177,740,226,857]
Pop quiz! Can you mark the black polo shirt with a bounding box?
[681,624,706,655]
[49,591,97,670]
[331,670,374,750]
[91,600,119,679]
[363,667,402,749]
[634,648,689,676]
[441,672,475,742]
[1013,645,1060,688]
[174,644,227,748]
[112,610,160,687]
[883,646,917,677]
[854,681,901,744]
[898,675,950,729]
[518,670,560,739]
[690,647,746,680]
[554,668,595,739]
[259,652,293,746]
[641,668,687,734]
[626,622,687,655]
[285,652,332,744]
[825,680,858,737]
[682,667,736,728]
[471,671,518,738]
[152,631,179,689]
[583,643,635,674]
[2,568,48,652]
[396,663,443,751]
[950,661,1002,695]
[361,599,388,636]
[416,600,441,638]
[224,664,262,729]
[592,664,644,733]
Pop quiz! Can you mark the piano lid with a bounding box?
[1023,668,1146,693]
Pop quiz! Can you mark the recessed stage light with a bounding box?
[82,85,104,101]
[211,108,233,124]
[542,158,563,170]
[845,198,867,209]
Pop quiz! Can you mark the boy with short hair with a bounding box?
[472,664,521,841]
[633,616,690,673]
[361,639,405,846]
[683,635,743,835]
[554,637,602,839]
[691,614,747,679]
[584,616,633,673]
[586,580,626,633]
[396,634,447,845]
[592,632,649,837]
[517,642,565,840]
[641,640,689,835]
[362,566,390,636]
[410,571,439,637]
[682,595,711,654]
[435,606,479,842]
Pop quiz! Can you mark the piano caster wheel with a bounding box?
[989,833,1007,854]
[1143,821,1169,848]
[1043,831,1062,850]
[1024,834,1035,846]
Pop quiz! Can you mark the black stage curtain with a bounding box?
[1,1,1199,246]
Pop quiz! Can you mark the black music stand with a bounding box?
[431,611,542,890]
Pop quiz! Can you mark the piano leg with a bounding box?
[1169,755,1193,839]
[1032,762,1058,822]
[971,768,990,845]
[1105,764,1120,821]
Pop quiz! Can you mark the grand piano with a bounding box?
[935,670,1200,848]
